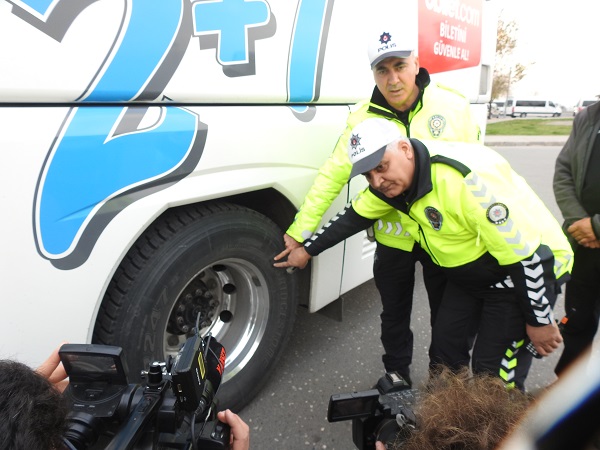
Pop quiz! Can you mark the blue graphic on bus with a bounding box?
[85,1,183,101]
[10,0,333,268]
[288,0,330,102]
[38,107,200,256]
[192,0,270,65]
[13,0,54,15]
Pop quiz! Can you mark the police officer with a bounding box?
[277,25,480,385]
[276,118,573,390]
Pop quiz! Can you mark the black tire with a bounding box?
[93,202,298,411]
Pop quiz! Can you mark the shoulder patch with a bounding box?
[487,203,509,225]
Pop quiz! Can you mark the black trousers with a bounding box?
[373,242,446,379]
[429,280,533,390]
[555,246,600,376]
[427,251,542,390]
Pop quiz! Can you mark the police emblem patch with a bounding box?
[425,206,443,230]
[350,133,361,149]
[428,115,446,138]
[487,202,509,225]
[379,32,392,45]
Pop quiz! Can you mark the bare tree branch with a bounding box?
[491,16,530,101]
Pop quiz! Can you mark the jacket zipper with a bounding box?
[416,221,439,265]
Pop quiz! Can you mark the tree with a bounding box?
[491,17,528,102]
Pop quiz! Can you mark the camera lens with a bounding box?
[63,412,103,450]
[375,417,401,445]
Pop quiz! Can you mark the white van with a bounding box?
[0,0,497,411]
[507,99,562,118]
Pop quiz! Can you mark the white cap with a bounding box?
[348,118,402,179]
[367,27,417,68]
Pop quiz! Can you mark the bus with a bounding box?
[0,0,497,410]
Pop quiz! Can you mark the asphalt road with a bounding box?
[240,145,568,450]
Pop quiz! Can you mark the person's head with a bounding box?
[367,27,420,111]
[348,118,415,198]
[387,367,532,450]
[0,359,68,450]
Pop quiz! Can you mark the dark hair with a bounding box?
[0,359,68,450]
[389,367,532,450]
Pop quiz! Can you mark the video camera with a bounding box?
[327,372,420,450]
[59,333,229,450]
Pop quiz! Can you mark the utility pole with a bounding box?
[504,66,512,116]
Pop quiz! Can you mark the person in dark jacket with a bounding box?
[553,99,600,375]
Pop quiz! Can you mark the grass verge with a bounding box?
[486,118,573,136]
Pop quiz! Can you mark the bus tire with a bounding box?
[92,202,298,412]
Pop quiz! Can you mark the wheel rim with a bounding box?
[163,258,270,383]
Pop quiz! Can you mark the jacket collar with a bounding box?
[404,138,433,207]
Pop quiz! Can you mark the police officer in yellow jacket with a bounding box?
[278,25,480,385]
[276,118,573,389]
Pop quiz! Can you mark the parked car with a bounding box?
[494,100,507,116]
[487,102,499,118]
[573,98,598,116]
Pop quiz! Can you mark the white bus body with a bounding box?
[0,0,497,409]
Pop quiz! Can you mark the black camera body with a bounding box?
[327,372,420,450]
[59,334,229,450]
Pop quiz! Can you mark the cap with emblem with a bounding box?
[367,25,417,69]
[347,118,402,180]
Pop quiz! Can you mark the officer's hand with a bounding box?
[273,246,311,270]
[375,442,387,450]
[36,343,69,393]
[526,323,563,357]
[274,233,302,261]
[568,218,597,247]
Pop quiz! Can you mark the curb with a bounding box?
[485,141,567,147]
[484,136,568,147]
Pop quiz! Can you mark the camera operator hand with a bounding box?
[36,343,69,393]
[217,409,250,450]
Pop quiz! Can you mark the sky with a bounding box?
[496,0,599,107]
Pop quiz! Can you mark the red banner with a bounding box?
[418,0,482,74]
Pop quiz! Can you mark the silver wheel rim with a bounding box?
[163,258,270,383]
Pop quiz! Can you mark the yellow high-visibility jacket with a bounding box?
[286,69,480,250]
[305,139,573,326]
